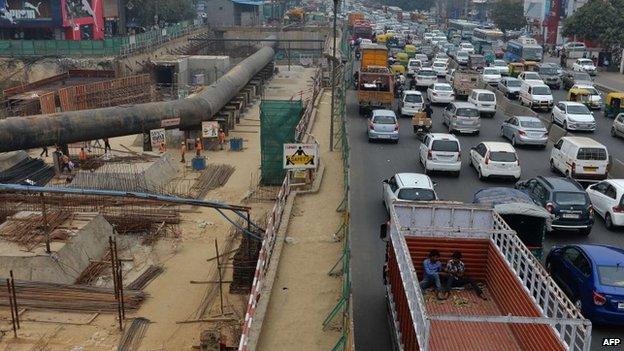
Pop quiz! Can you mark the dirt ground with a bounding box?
[2,66,316,350]
[256,90,343,350]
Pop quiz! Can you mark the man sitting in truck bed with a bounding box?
[419,249,445,299]
[442,251,488,300]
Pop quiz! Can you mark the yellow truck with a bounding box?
[358,44,394,114]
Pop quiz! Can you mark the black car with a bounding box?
[562,71,593,90]
[538,63,562,89]
[515,176,594,235]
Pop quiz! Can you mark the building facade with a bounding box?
[203,0,261,27]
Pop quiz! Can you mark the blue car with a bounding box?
[546,244,624,325]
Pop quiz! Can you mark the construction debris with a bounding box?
[0,210,71,251]
[117,317,150,351]
[0,281,146,313]
[0,157,54,186]
[189,164,236,199]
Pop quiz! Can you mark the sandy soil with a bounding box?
[3,66,318,350]
[256,90,343,350]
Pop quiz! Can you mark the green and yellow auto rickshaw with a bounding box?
[395,52,409,67]
[390,64,406,75]
[404,44,416,58]
[604,92,624,118]
[508,62,525,77]
[568,88,592,107]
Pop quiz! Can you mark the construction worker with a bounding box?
[195,138,203,156]
[60,154,71,173]
[78,147,88,162]
[218,129,226,150]
[180,141,187,163]
[159,141,166,153]
[39,146,48,158]
[103,138,111,153]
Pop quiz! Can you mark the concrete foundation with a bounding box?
[68,153,179,193]
[0,212,113,284]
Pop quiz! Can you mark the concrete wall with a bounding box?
[205,0,236,27]
[0,213,113,284]
[221,28,327,51]
[187,55,231,85]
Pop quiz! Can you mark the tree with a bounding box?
[126,0,196,27]
[490,0,527,32]
[562,0,624,62]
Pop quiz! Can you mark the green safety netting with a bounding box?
[260,99,304,185]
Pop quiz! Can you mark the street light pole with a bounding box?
[330,0,338,152]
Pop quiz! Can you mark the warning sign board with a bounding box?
[202,121,219,138]
[283,143,318,170]
[150,128,166,148]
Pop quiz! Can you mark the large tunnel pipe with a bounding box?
[0,38,276,153]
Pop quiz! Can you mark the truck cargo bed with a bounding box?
[386,203,592,351]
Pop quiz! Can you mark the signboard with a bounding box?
[161,118,180,128]
[202,121,219,138]
[0,0,61,26]
[150,128,166,148]
[283,143,318,170]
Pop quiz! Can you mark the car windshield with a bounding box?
[577,147,607,160]
[567,105,590,114]
[574,72,591,80]
[578,59,593,65]
[419,70,436,76]
[489,151,517,162]
[554,192,588,205]
[373,115,396,124]
[506,80,521,87]
[493,61,506,67]
[457,52,468,58]
[405,94,423,103]
[398,188,436,201]
[525,73,540,80]
[435,85,452,91]
[520,120,544,128]
[483,68,499,75]
[539,67,558,75]
[583,87,599,95]
[478,93,495,101]
[598,266,624,288]
[434,62,446,68]
[431,139,459,152]
[409,61,420,67]
[533,86,551,95]
[457,108,479,117]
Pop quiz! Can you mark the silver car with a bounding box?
[611,113,624,138]
[497,77,522,99]
[500,116,548,148]
[443,102,481,135]
[368,109,399,143]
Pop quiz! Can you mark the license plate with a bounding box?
[583,167,597,172]
[379,134,390,139]
[618,302,624,310]
[529,133,542,137]
[562,214,579,219]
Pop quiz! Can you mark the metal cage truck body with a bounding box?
[384,202,592,351]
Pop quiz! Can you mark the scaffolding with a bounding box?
[260,99,304,185]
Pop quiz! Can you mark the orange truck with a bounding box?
[384,202,592,351]
[348,12,364,28]
[357,44,394,114]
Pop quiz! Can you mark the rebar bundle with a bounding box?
[0,157,54,186]
[0,210,71,251]
[117,317,150,351]
[0,281,146,313]
[127,266,164,291]
[189,164,236,199]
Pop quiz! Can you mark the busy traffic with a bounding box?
[345,3,624,350]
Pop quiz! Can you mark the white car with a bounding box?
[517,71,543,84]
[586,180,624,229]
[419,133,461,176]
[415,68,438,88]
[427,83,455,104]
[572,58,597,76]
[432,61,448,77]
[551,101,596,131]
[570,84,603,110]
[459,42,475,54]
[382,173,438,212]
[445,69,455,84]
[400,90,424,117]
[481,67,502,85]
[455,50,469,65]
[407,59,422,76]
[491,59,509,76]
[470,141,521,181]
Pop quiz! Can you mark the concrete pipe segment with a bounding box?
[0,37,276,153]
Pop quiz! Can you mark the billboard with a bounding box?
[0,0,62,26]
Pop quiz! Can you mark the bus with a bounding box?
[472,28,504,42]
[448,19,479,40]
[472,28,504,56]
[504,39,543,62]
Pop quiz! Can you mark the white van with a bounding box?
[400,90,424,117]
[550,136,610,181]
[468,89,497,118]
[519,81,553,111]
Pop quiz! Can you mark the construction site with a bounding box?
[0,6,353,349]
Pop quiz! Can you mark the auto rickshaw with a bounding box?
[604,92,624,118]
[523,61,540,72]
[508,62,525,77]
[568,88,592,106]
[396,52,409,67]
[390,64,406,75]
[376,34,388,44]
[404,44,416,58]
